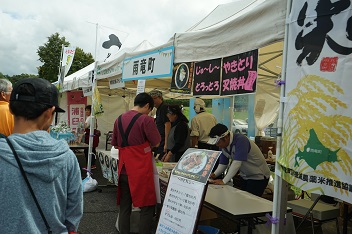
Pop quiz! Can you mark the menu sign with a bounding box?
[156,149,221,234]
[156,176,204,234]
[221,49,258,96]
[192,59,221,96]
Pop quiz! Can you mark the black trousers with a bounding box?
[237,177,269,197]
[84,147,96,166]
[118,174,155,234]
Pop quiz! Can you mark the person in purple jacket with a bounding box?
[208,123,270,197]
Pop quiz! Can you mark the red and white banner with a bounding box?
[278,0,352,203]
[67,91,87,132]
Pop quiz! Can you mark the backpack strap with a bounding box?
[0,134,52,234]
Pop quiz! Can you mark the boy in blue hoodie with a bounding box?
[0,78,83,233]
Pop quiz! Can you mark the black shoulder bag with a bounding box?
[1,135,52,234]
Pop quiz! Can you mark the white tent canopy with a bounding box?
[61,0,286,102]
[173,0,286,63]
[59,0,286,135]
[61,40,156,93]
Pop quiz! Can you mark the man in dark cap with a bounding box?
[0,78,83,233]
[208,123,270,197]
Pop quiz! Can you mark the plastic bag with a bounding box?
[82,175,98,193]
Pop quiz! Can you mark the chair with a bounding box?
[105,131,113,150]
[287,193,340,234]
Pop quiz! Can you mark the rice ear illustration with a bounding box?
[279,75,352,193]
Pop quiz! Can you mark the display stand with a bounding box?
[156,148,221,234]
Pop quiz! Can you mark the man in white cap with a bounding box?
[208,123,270,197]
[190,98,218,150]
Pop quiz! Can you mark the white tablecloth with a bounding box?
[97,150,118,185]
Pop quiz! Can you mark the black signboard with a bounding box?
[192,58,221,96]
[170,62,194,94]
[221,49,258,96]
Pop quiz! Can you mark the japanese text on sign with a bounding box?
[122,46,174,81]
[221,49,258,96]
[156,176,203,234]
[193,59,221,96]
[132,57,155,75]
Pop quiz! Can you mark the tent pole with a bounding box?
[86,23,99,176]
[87,61,98,176]
[271,0,292,233]
[258,53,283,67]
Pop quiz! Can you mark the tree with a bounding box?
[68,47,94,76]
[0,72,38,84]
[37,33,69,83]
[37,33,94,83]
[9,73,39,84]
[0,72,7,79]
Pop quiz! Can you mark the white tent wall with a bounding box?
[95,94,132,145]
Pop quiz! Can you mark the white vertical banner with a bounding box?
[278,0,352,203]
[62,47,76,76]
[136,79,146,95]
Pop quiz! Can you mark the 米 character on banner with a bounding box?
[278,0,352,203]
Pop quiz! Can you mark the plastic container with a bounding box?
[197,225,220,234]
[156,161,163,173]
[267,147,273,158]
[110,147,119,160]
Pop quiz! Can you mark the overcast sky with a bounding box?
[0,0,234,76]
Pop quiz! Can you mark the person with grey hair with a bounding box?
[149,89,171,159]
[0,78,14,136]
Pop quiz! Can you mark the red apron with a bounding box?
[117,141,156,207]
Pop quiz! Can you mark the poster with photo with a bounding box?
[172,148,221,184]
[170,62,194,94]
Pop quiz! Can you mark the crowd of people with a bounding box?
[0,78,270,234]
[111,90,270,234]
